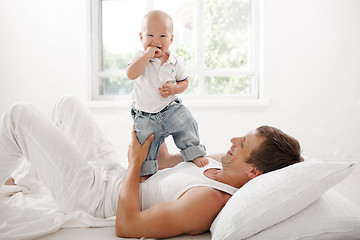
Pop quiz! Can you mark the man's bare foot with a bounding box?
[5,177,16,186]
[193,156,209,167]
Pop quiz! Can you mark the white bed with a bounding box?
[37,228,211,240]
[1,157,360,240]
[1,109,360,240]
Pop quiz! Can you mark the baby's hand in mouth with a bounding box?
[154,46,162,55]
[147,46,162,57]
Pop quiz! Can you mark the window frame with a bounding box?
[90,0,262,104]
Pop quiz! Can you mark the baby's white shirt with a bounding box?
[129,50,188,113]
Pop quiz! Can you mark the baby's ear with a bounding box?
[170,34,174,43]
[139,32,143,40]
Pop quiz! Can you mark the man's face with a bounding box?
[221,130,265,172]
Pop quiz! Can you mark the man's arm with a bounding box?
[157,141,225,167]
[115,128,228,238]
[116,127,153,236]
[116,186,227,238]
[157,142,184,169]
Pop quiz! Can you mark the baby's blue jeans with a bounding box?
[131,99,206,176]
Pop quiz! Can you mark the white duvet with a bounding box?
[0,162,116,240]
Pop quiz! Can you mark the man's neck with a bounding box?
[214,168,249,189]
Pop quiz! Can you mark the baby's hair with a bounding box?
[141,10,173,33]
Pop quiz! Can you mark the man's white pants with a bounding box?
[0,96,126,218]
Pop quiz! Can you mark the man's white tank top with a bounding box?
[139,158,238,210]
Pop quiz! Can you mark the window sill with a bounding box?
[86,96,269,110]
[181,96,269,109]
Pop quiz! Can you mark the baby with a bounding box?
[127,10,208,179]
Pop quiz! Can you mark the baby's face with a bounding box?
[140,15,174,58]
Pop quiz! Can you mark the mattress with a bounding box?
[37,227,211,240]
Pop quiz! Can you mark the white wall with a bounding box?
[1,0,360,163]
[261,0,360,161]
[0,0,90,112]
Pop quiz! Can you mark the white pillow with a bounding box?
[246,189,360,240]
[210,160,357,240]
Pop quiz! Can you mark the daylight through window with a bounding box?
[91,0,259,100]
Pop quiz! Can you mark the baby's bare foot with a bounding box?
[139,175,150,183]
[193,156,209,167]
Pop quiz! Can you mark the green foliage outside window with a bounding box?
[102,49,132,95]
[204,0,250,95]
[205,0,249,69]
[101,0,251,96]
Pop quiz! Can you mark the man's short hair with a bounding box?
[247,125,303,173]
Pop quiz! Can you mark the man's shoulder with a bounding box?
[182,186,231,207]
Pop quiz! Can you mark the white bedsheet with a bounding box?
[0,184,212,240]
[0,184,116,240]
[0,163,212,240]
[2,159,359,240]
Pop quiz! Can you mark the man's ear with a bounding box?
[248,166,262,179]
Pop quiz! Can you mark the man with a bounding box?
[0,96,302,238]
[115,124,302,238]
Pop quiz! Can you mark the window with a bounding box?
[91,0,260,101]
